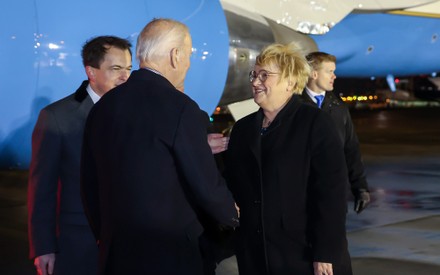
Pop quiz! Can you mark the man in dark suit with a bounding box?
[28,36,132,275]
[301,51,371,214]
[80,18,239,275]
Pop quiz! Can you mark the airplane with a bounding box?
[1,0,440,169]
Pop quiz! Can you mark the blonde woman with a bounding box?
[225,43,352,275]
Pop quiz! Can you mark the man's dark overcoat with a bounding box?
[28,81,98,274]
[81,69,238,275]
[300,91,368,193]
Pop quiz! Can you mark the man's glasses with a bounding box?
[249,70,279,83]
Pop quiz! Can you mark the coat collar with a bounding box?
[247,95,302,162]
[322,90,342,108]
[74,80,90,103]
[73,80,94,119]
[260,94,302,130]
[300,89,315,104]
[301,88,342,109]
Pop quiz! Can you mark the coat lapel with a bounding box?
[248,110,264,168]
[74,80,94,120]
[280,95,303,123]
[78,95,94,120]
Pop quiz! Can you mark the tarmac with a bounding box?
[1,107,440,274]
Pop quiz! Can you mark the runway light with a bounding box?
[48,43,59,50]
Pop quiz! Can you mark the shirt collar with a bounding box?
[305,87,326,101]
[86,84,101,104]
[142,67,163,77]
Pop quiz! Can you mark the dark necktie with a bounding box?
[314,95,324,108]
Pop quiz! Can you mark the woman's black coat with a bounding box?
[224,95,353,275]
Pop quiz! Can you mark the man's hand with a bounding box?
[235,203,240,218]
[353,188,370,214]
[34,253,55,275]
[313,261,333,275]
[207,133,229,154]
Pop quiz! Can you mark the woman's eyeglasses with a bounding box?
[249,70,279,83]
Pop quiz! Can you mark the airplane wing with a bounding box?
[220,0,439,34]
[389,1,440,18]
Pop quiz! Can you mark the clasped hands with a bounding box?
[208,133,229,154]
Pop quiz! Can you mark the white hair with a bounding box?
[136,18,189,64]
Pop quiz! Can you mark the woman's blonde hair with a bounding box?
[255,43,311,94]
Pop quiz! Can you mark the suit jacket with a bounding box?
[300,91,369,192]
[80,69,239,275]
[224,95,352,275]
[28,81,96,260]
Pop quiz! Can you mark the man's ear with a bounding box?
[170,48,179,69]
[85,66,95,81]
[312,70,319,80]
